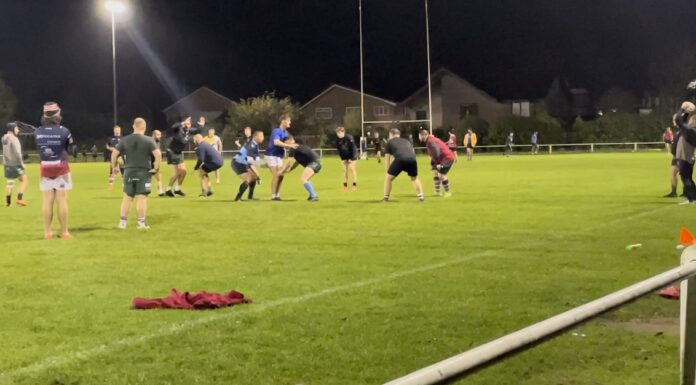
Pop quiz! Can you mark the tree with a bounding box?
[0,74,17,125]
[224,92,299,139]
[648,47,696,112]
[596,87,639,113]
[545,77,574,130]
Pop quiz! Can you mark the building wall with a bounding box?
[439,74,509,126]
[401,88,444,128]
[301,87,399,126]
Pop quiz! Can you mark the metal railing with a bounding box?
[384,245,696,385]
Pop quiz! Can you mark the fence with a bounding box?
[0,141,669,163]
[383,245,696,385]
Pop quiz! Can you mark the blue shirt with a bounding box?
[35,124,72,177]
[266,128,288,158]
[531,133,538,144]
[234,140,261,165]
[106,135,121,151]
[195,142,223,166]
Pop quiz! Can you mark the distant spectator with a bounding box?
[531,131,539,155]
[505,132,514,157]
[463,129,477,161]
[80,145,87,159]
[663,126,674,152]
[447,127,458,162]
[90,144,98,161]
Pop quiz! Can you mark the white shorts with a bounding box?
[265,156,284,168]
[40,173,73,192]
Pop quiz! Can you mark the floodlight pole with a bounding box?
[359,0,366,155]
[110,11,118,127]
[424,0,433,134]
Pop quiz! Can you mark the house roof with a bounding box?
[300,84,397,110]
[399,67,501,106]
[162,86,234,113]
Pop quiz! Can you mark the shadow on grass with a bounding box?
[71,225,109,233]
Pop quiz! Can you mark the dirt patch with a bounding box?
[601,317,679,336]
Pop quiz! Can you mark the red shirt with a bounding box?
[425,136,456,164]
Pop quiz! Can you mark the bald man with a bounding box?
[111,118,161,230]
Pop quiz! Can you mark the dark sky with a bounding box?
[1,0,695,127]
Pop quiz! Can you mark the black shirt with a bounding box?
[168,126,189,154]
[336,135,357,158]
[385,137,416,160]
[289,145,319,167]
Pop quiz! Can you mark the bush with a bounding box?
[572,112,669,143]
[488,113,564,145]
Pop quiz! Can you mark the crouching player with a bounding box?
[112,118,161,230]
[281,135,321,201]
[193,134,223,197]
[418,128,455,197]
[383,128,424,202]
[232,130,264,201]
[3,122,28,207]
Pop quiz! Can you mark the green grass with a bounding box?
[0,151,690,385]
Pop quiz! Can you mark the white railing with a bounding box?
[384,245,696,385]
[0,141,668,162]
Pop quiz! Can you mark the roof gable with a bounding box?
[301,84,396,110]
[400,67,500,106]
[162,86,233,113]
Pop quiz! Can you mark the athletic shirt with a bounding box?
[447,133,457,147]
[531,132,538,144]
[336,135,357,158]
[385,137,416,160]
[195,142,223,166]
[234,140,261,165]
[204,135,222,152]
[266,128,288,158]
[425,136,456,164]
[116,134,158,170]
[288,145,319,167]
[168,126,189,154]
[35,124,72,178]
[106,135,121,151]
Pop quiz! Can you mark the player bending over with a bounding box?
[335,126,358,190]
[232,130,264,201]
[2,122,28,207]
[112,118,161,229]
[419,128,455,197]
[383,128,424,202]
[165,116,191,197]
[193,134,223,197]
[281,135,321,201]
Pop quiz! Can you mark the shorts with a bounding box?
[232,160,250,175]
[201,163,222,174]
[123,169,151,197]
[388,158,418,178]
[306,161,322,174]
[431,160,454,175]
[4,165,25,180]
[339,153,357,162]
[40,173,72,192]
[166,150,184,165]
[466,145,474,149]
[672,158,679,167]
[265,155,284,168]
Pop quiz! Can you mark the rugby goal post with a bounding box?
[358,0,434,158]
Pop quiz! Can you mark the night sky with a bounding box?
[1,0,695,127]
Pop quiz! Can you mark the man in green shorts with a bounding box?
[2,122,28,207]
[111,118,162,229]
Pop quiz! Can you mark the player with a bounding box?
[505,132,514,156]
[372,131,384,163]
[463,129,477,161]
[383,128,424,202]
[106,125,122,190]
[111,118,161,229]
[2,122,28,207]
[266,114,298,200]
[335,126,358,190]
[232,130,264,201]
[35,101,74,240]
[419,128,455,197]
[531,131,540,154]
[151,129,165,196]
[235,126,253,149]
[447,127,458,162]
[204,128,223,184]
[674,102,696,204]
[165,115,191,197]
[192,134,223,197]
[281,135,321,201]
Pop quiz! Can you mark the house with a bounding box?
[399,68,510,127]
[300,84,399,126]
[162,86,233,126]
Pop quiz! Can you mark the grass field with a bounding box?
[0,151,692,385]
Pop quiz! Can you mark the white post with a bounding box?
[682,246,696,385]
[549,145,553,155]
[424,0,433,134]
[358,0,366,156]
[590,143,594,153]
[634,143,638,152]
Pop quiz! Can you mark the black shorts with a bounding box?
[388,158,418,178]
[466,144,474,149]
[431,160,454,175]
[202,163,222,174]
[232,160,250,175]
[339,153,357,162]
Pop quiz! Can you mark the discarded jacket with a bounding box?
[133,288,251,310]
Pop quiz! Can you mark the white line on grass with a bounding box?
[0,250,497,382]
[1,203,677,382]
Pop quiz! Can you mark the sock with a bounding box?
[304,182,317,198]
[119,216,127,227]
[158,188,164,194]
[5,194,10,206]
[383,195,389,201]
[672,186,678,194]
[137,217,145,226]
[417,193,425,200]
[343,182,348,188]
[248,181,256,199]
[353,182,357,187]
[443,179,450,192]
[236,182,249,200]
[433,177,441,193]
[166,187,172,192]
[108,175,114,183]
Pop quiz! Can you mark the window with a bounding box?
[345,106,361,115]
[460,104,479,118]
[415,110,427,120]
[512,101,531,117]
[315,107,333,120]
[374,105,390,116]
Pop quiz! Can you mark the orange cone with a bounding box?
[681,227,696,246]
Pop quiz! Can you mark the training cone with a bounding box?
[681,227,696,246]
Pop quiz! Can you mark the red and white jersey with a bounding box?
[447,133,457,147]
[425,136,456,164]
